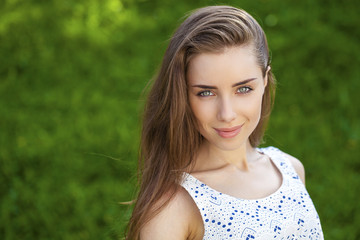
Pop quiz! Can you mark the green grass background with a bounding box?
[0,0,359,239]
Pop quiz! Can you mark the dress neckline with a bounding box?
[183,147,285,202]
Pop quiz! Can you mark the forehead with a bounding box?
[186,45,262,84]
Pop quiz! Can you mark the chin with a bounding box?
[213,140,247,152]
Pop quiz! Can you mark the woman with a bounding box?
[126,6,323,240]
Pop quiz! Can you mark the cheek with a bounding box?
[190,100,205,123]
[251,93,264,123]
[253,93,264,114]
[189,97,213,130]
[239,92,264,122]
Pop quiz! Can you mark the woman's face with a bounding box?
[187,45,267,151]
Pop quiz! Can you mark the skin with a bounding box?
[188,45,268,172]
[140,45,305,239]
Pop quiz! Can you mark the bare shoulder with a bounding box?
[283,152,306,185]
[140,187,204,240]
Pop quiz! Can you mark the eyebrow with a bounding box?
[191,78,257,89]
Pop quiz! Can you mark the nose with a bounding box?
[217,97,237,122]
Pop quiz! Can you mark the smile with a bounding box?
[214,125,243,138]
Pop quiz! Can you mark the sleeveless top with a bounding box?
[181,147,324,239]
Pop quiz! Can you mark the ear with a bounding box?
[264,66,271,88]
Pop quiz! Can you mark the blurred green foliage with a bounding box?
[0,0,359,239]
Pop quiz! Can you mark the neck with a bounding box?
[192,140,261,173]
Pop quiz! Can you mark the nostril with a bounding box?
[218,103,237,122]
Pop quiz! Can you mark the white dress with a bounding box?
[181,147,324,239]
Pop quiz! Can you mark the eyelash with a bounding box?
[236,86,253,94]
[196,86,253,97]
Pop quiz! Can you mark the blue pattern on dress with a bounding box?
[181,147,324,239]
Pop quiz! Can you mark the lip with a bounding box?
[214,124,243,138]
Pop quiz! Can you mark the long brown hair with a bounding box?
[125,6,276,239]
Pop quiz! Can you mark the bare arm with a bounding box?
[140,188,204,240]
[284,153,306,185]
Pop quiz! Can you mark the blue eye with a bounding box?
[237,86,252,94]
[197,90,214,97]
